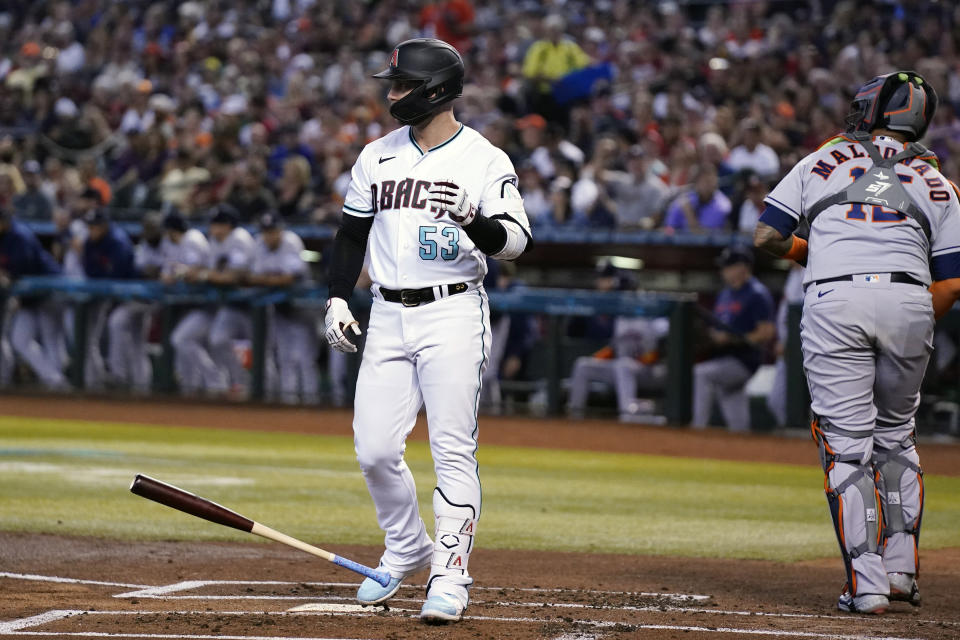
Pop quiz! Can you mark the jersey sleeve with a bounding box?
[478,148,529,232]
[342,147,376,218]
[930,182,960,280]
[760,159,805,236]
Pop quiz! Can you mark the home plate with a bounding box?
[287,603,373,613]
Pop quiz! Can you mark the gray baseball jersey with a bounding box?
[762,134,960,286]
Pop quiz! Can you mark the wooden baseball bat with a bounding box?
[129,474,391,587]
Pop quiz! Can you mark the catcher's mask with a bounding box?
[373,38,464,126]
[846,71,938,142]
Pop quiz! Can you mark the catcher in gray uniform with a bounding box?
[755,71,960,614]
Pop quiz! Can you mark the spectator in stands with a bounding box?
[736,173,769,235]
[419,0,475,53]
[275,155,314,220]
[606,145,668,230]
[727,118,780,180]
[77,157,111,207]
[159,148,210,212]
[698,132,736,196]
[14,160,53,220]
[516,164,552,227]
[692,245,775,432]
[0,208,69,390]
[225,160,277,222]
[662,164,732,232]
[522,14,590,122]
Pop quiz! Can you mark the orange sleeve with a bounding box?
[929,278,960,320]
[592,346,614,360]
[783,235,808,263]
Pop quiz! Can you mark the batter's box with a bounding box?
[115,580,711,605]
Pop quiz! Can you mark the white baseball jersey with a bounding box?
[342,123,527,290]
[251,231,307,278]
[161,229,210,276]
[762,134,960,285]
[209,227,255,273]
[134,238,169,274]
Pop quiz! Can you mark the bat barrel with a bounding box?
[130,474,254,533]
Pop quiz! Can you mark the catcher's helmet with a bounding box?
[846,71,938,142]
[373,38,464,126]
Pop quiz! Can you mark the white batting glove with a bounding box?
[428,181,477,225]
[324,297,361,353]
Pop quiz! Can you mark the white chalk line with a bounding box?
[114,579,709,602]
[0,610,928,640]
[109,582,960,627]
[0,610,76,633]
[0,573,148,589]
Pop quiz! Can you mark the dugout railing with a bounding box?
[0,278,699,424]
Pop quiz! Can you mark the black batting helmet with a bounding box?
[846,71,938,142]
[373,38,464,126]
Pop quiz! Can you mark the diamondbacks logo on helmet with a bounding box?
[390,48,399,68]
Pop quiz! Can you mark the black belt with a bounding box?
[380,282,470,307]
[806,272,925,291]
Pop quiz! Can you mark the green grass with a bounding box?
[0,416,958,561]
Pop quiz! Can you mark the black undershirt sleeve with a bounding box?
[328,213,374,300]
[463,214,508,255]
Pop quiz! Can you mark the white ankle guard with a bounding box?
[431,489,477,577]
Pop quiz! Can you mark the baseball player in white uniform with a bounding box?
[249,213,317,403]
[323,38,531,623]
[162,211,217,395]
[204,205,256,396]
[755,71,960,614]
[107,211,166,392]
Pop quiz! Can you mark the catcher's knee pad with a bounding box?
[427,487,477,600]
[873,429,924,573]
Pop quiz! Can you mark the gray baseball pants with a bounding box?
[802,276,932,597]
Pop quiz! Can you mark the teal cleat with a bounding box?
[356,575,403,606]
[419,593,464,623]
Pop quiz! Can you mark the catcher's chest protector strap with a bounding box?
[806,132,932,241]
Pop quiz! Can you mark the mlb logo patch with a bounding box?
[864,274,880,283]
[390,48,399,67]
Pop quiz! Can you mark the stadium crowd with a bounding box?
[0,0,958,231]
[0,0,959,417]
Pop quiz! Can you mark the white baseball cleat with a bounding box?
[837,587,888,614]
[888,572,921,606]
[419,593,464,623]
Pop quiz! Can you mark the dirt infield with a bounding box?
[2,533,959,639]
[1,394,959,639]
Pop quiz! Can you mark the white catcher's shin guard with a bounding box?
[426,487,477,610]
